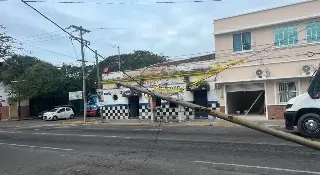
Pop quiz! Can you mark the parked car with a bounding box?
[38,107,54,120]
[39,105,76,120]
[42,107,75,121]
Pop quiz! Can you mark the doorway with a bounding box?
[128,96,139,118]
[194,90,208,119]
[227,90,265,116]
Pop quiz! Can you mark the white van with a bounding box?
[284,70,320,138]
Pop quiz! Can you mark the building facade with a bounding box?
[0,82,29,120]
[101,54,220,121]
[214,0,320,119]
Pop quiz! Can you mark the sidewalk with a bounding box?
[0,116,40,122]
[60,117,285,128]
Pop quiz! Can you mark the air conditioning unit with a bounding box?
[255,68,268,78]
[301,64,315,76]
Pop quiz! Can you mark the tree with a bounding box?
[87,50,169,90]
[13,62,65,100]
[1,50,168,101]
[0,55,41,85]
[0,24,14,60]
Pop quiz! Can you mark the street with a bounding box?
[0,120,319,175]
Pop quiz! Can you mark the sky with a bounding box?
[0,0,304,66]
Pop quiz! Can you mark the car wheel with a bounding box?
[70,114,74,119]
[52,116,58,121]
[297,113,320,138]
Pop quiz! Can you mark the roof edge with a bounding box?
[213,0,312,22]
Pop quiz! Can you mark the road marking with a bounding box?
[103,136,118,138]
[193,161,320,174]
[80,134,98,137]
[0,142,73,151]
[133,129,162,131]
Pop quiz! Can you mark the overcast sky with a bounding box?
[0,0,303,66]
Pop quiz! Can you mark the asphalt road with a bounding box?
[0,120,319,175]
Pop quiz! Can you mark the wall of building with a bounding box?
[214,1,320,84]
[0,83,29,119]
[101,76,220,121]
[266,77,311,120]
[214,0,320,35]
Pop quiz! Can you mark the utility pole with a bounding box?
[95,50,101,89]
[0,96,3,121]
[116,81,320,151]
[67,25,90,123]
[117,46,121,72]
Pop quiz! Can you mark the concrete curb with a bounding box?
[59,121,242,127]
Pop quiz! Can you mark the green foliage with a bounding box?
[13,61,64,100]
[1,50,168,101]
[0,24,14,59]
[87,50,169,90]
[0,55,41,85]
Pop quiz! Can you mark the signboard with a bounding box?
[69,91,83,100]
[144,78,184,87]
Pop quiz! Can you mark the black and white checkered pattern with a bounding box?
[183,106,195,120]
[208,101,220,119]
[153,103,179,121]
[102,105,129,120]
[139,104,152,120]
[101,101,221,121]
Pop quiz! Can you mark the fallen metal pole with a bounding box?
[115,81,320,151]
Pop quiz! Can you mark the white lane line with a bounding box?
[33,132,122,139]
[103,136,118,138]
[0,142,73,151]
[80,134,98,137]
[133,129,162,131]
[194,161,320,174]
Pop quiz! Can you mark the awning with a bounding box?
[122,90,142,97]
[186,82,210,91]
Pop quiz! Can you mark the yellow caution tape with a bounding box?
[152,58,248,93]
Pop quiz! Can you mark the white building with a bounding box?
[101,54,220,121]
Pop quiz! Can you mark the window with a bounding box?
[66,108,71,111]
[233,32,251,52]
[306,22,320,43]
[276,81,298,103]
[274,26,298,47]
[58,108,66,113]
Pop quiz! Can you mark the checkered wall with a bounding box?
[183,103,195,120]
[208,101,220,119]
[102,105,129,120]
[139,104,152,120]
[154,103,180,121]
[101,101,220,121]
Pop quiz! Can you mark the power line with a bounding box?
[89,27,150,30]
[69,37,79,59]
[12,30,64,40]
[12,37,77,59]
[9,0,222,4]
